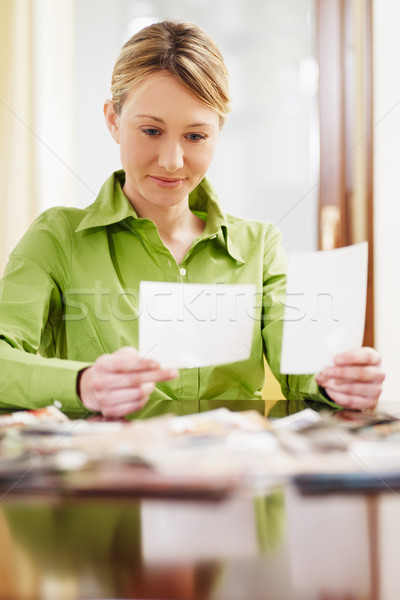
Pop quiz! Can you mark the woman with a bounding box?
[0,21,384,418]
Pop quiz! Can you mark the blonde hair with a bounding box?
[110,21,231,125]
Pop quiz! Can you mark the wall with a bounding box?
[73,0,123,210]
[373,0,400,403]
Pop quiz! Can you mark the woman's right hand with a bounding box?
[78,346,178,418]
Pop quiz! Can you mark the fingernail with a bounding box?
[323,367,334,376]
[142,382,155,394]
[335,356,346,365]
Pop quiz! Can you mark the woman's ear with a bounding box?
[104,100,120,143]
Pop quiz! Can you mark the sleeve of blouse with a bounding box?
[261,223,338,407]
[0,209,91,415]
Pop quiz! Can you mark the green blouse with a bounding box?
[0,171,333,417]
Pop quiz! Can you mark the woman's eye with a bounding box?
[143,128,160,137]
[186,133,206,142]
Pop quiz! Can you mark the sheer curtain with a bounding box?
[0,0,36,274]
[0,0,75,275]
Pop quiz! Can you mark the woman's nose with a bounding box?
[157,139,184,172]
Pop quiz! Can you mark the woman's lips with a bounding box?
[148,175,185,188]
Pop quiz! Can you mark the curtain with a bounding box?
[317,0,374,346]
[0,0,75,276]
[0,0,37,274]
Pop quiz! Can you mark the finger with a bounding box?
[94,367,178,391]
[317,365,385,384]
[323,387,378,410]
[95,384,148,405]
[93,382,155,413]
[318,379,383,399]
[97,348,162,374]
[334,347,381,367]
[100,397,149,418]
[100,382,154,417]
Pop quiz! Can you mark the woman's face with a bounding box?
[104,72,220,213]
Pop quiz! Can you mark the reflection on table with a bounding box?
[1,484,400,599]
[0,400,400,599]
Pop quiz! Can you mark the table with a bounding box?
[0,401,399,600]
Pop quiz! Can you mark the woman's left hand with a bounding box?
[315,347,385,410]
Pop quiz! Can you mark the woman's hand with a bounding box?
[315,347,385,410]
[78,346,178,418]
